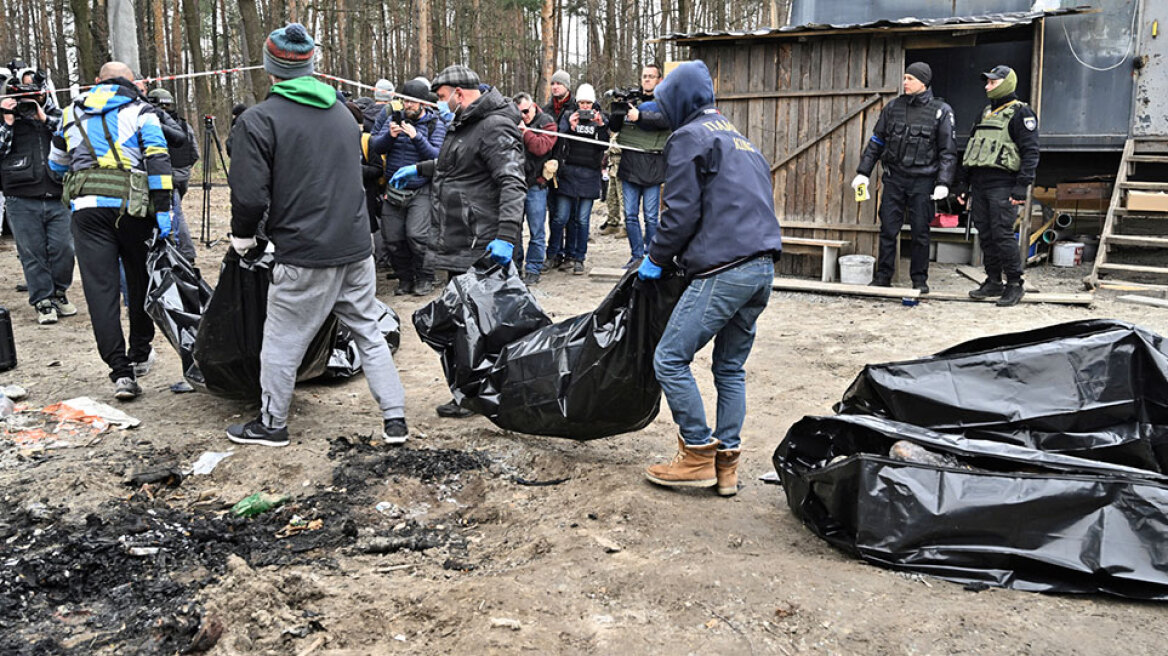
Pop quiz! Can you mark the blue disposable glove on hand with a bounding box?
[389,164,419,189]
[637,257,662,280]
[156,211,172,238]
[436,100,455,123]
[486,239,514,265]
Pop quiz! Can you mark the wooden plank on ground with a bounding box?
[955,265,1040,292]
[774,278,920,298]
[1117,294,1168,309]
[925,290,1094,305]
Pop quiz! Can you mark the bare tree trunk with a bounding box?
[540,0,555,101]
[180,0,212,120]
[107,0,140,72]
[70,0,98,81]
[418,0,431,76]
[238,0,267,102]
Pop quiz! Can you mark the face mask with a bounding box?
[436,100,455,122]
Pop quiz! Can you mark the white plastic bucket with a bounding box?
[839,254,875,284]
[1051,241,1084,268]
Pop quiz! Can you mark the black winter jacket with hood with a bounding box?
[416,87,526,273]
[228,76,372,268]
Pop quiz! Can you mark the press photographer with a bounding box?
[0,72,75,325]
[610,64,671,267]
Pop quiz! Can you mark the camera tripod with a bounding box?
[200,114,230,247]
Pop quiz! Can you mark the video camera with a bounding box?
[604,86,648,113]
[1,82,46,120]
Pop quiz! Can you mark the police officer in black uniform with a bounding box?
[852,62,957,293]
[957,65,1040,307]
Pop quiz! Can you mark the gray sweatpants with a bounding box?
[260,256,405,428]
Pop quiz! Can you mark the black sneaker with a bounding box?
[413,279,435,296]
[868,278,891,288]
[912,281,930,295]
[114,377,142,401]
[969,278,1006,299]
[541,255,564,273]
[394,280,415,296]
[996,282,1025,307]
[436,400,474,418]
[522,271,541,285]
[382,418,409,445]
[226,417,290,447]
[571,260,586,275]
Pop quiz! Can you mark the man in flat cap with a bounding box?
[958,64,1040,307]
[852,62,957,293]
[389,64,525,419]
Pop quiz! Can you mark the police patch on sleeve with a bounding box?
[1023,117,1037,131]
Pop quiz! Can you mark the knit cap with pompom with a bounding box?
[264,23,316,79]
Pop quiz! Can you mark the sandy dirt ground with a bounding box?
[3,184,1168,655]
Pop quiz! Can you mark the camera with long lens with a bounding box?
[604,86,647,113]
[3,83,45,120]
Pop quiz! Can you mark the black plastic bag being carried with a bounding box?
[318,299,402,380]
[191,248,336,400]
[413,258,686,439]
[144,237,212,383]
[774,319,1168,600]
[413,258,552,406]
[481,266,685,439]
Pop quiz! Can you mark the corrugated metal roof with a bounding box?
[655,7,1096,43]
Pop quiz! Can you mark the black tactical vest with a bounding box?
[882,95,946,171]
[0,119,62,198]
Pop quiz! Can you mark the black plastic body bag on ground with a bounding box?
[413,259,686,439]
[774,319,1168,600]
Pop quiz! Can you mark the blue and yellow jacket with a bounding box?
[48,78,172,210]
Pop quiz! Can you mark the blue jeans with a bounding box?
[523,186,548,274]
[5,196,75,305]
[622,181,660,259]
[554,195,594,261]
[546,191,577,262]
[653,256,774,450]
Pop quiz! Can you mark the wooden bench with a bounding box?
[780,237,850,282]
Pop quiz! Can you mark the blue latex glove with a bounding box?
[436,100,455,122]
[156,211,172,238]
[389,164,419,189]
[637,257,662,280]
[486,239,514,265]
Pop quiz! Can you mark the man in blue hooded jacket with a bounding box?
[637,60,783,497]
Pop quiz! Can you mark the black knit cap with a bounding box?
[905,62,932,87]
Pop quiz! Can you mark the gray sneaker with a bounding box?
[114,377,142,401]
[35,300,58,325]
[53,294,78,317]
[382,418,409,445]
[132,349,156,377]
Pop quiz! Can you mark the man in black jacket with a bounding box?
[226,23,409,447]
[852,62,957,293]
[146,88,199,262]
[0,77,74,325]
[389,64,525,418]
[958,65,1040,307]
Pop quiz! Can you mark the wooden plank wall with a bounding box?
[694,36,903,277]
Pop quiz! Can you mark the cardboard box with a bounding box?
[1127,191,1168,213]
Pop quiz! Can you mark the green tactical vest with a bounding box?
[617,122,670,152]
[962,101,1024,172]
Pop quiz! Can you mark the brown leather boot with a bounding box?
[715,450,741,497]
[645,436,719,488]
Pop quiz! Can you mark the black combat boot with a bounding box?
[996,281,1025,307]
[969,278,1006,299]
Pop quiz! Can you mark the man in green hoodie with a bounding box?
[225,23,409,447]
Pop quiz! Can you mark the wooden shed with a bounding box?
[657,9,1091,278]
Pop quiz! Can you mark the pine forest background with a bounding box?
[0,0,793,142]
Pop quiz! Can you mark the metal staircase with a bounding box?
[1090,138,1168,290]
